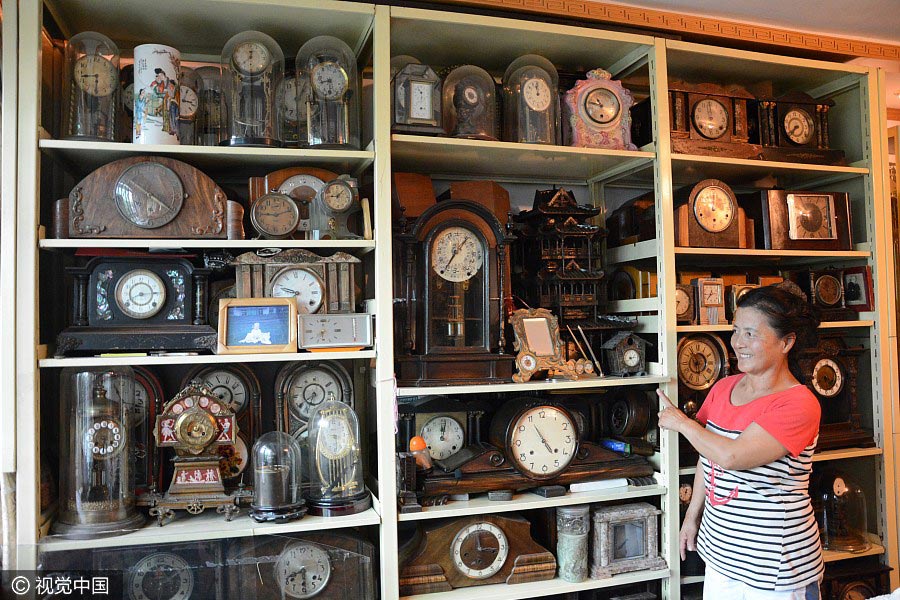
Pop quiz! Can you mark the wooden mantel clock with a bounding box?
[395,200,515,386]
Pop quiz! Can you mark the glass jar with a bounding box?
[250,431,306,522]
[195,65,225,146]
[442,65,497,140]
[556,504,590,582]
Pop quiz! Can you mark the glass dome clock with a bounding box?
[221,30,284,147]
[250,431,306,522]
[296,36,360,149]
[307,399,370,516]
[442,65,497,140]
[502,54,559,145]
[63,31,120,141]
[195,65,225,146]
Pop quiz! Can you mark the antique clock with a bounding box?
[208,279,236,330]
[757,91,845,164]
[820,560,892,600]
[277,67,307,147]
[607,389,658,447]
[727,283,759,321]
[181,364,262,485]
[692,277,725,325]
[52,156,244,240]
[392,56,443,135]
[248,166,338,239]
[221,30,284,147]
[564,68,636,150]
[57,256,217,356]
[395,200,514,386]
[297,35,360,148]
[306,400,370,516]
[510,307,589,382]
[63,31,120,141]
[674,179,754,248]
[139,380,248,524]
[443,65,497,140]
[396,395,491,462]
[399,515,556,594]
[274,360,354,440]
[677,333,729,394]
[606,191,655,247]
[225,532,376,599]
[797,336,872,450]
[675,283,695,324]
[113,365,164,496]
[119,63,134,143]
[751,190,852,251]
[196,65,226,146]
[177,66,203,145]
[310,175,361,240]
[635,80,761,158]
[590,503,667,578]
[502,54,559,145]
[299,313,373,351]
[602,332,649,376]
[793,269,855,320]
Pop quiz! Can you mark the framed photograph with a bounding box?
[843,266,874,312]
[217,298,297,354]
[510,307,585,383]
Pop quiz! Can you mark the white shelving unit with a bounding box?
[6,2,898,599]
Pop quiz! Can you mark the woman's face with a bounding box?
[731,306,792,375]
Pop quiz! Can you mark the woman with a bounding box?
[658,285,822,599]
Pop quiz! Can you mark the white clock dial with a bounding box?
[288,367,342,425]
[702,283,722,305]
[812,358,844,398]
[677,336,724,391]
[300,315,369,348]
[675,288,691,316]
[321,181,354,212]
[522,77,552,112]
[317,412,353,459]
[420,415,465,460]
[115,269,166,319]
[508,406,577,478]
[128,552,194,600]
[275,542,332,599]
[73,54,117,97]
[200,369,249,414]
[410,80,433,120]
[280,77,309,123]
[179,86,199,119]
[623,348,641,368]
[311,61,348,100]
[692,98,729,139]
[231,41,270,76]
[84,417,125,460]
[251,193,300,239]
[783,107,815,145]
[450,522,509,580]
[462,85,479,105]
[431,226,485,283]
[693,185,735,233]
[583,88,619,124]
[270,267,324,314]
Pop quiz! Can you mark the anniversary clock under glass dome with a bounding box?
[307,400,370,516]
[296,36,359,148]
[63,31,120,141]
[502,54,559,144]
[221,30,284,147]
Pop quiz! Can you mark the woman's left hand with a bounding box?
[657,389,694,435]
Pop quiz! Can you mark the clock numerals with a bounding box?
[420,415,465,460]
[270,268,324,314]
[201,369,250,414]
[115,269,167,319]
[409,80,434,120]
[311,61,349,101]
[677,335,726,391]
[251,193,301,239]
[787,194,837,240]
[508,406,577,478]
[128,552,194,600]
[812,358,844,398]
[275,542,332,599]
[692,98,729,139]
[451,522,510,580]
[431,226,485,283]
[783,107,815,145]
[522,77,552,112]
[693,185,735,233]
[583,87,620,124]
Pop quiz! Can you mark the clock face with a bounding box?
[522,77,552,112]
[692,98,729,139]
[420,415,465,460]
[179,85,199,119]
[677,335,725,391]
[250,193,300,239]
[450,522,510,580]
[693,184,735,233]
[115,269,167,319]
[519,353,537,371]
[287,367,343,427]
[462,85,480,106]
[275,542,332,599]
[583,88,620,124]
[278,173,326,204]
[270,267,324,314]
[114,163,185,229]
[311,61,349,100]
[701,283,722,306]
[431,226,485,283]
[73,54,117,97]
[84,417,125,460]
[128,552,194,600]
[321,181,354,212]
[232,41,271,76]
[623,348,641,368]
[812,357,844,397]
[316,411,354,459]
[301,315,369,347]
[199,369,249,414]
[814,274,843,306]
[783,107,815,145]
[675,287,692,317]
[679,482,693,503]
[410,80,434,120]
[787,194,836,240]
[175,408,218,450]
[841,583,875,600]
[123,83,135,113]
[508,405,577,478]
[280,77,309,123]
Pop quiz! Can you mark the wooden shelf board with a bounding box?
[812,447,883,462]
[39,238,376,254]
[674,247,870,266]
[678,320,874,333]
[39,349,375,368]
[399,485,666,522]
[391,135,654,183]
[39,138,375,177]
[401,568,671,600]
[670,153,868,189]
[396,374,668,397]
[680,575,705,585]
[822,534,884,563]
[37,506,380,552]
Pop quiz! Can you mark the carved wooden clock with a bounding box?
[601,332,649,376]
[52,156,244,239]
[57,255,217,356]
[395,200,515,386]
[757,91,845,165]
[397,395,492,463]
[674,179,754,249]
[399,515,556,594]
[797,336,872,450]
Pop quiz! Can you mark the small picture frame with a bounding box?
[591,502,667,579]
[510,307,585,383]
[217,298,297,354]
[843,266,874,312]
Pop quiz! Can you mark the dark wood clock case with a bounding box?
[756,91,845,165]
[821,559,892,600]
[748,190,852,251]
[52,156,244,239]
[674,180,755,249]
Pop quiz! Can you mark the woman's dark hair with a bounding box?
[736,283,821,381]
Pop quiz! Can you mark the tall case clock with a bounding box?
[395,200,515,386]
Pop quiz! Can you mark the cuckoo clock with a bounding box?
[601,332,649,376]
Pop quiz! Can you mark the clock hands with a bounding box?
[534,425,554,454]
[443,240,463,271]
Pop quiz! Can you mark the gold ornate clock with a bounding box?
[677,333,729,392]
